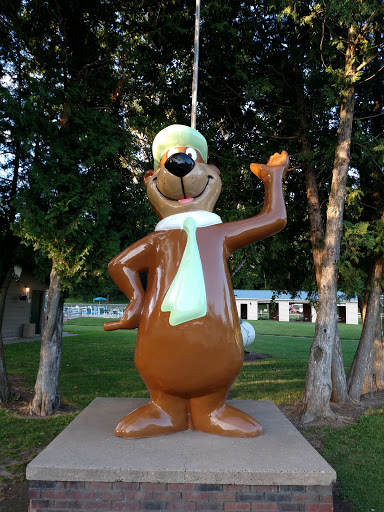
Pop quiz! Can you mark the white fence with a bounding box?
[63,303,126,321]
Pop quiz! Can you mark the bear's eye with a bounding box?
[167,148,179,159]
[186,148,197,161]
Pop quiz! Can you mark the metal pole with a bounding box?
[191,0,200,130]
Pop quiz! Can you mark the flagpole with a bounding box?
[191,0,200,130]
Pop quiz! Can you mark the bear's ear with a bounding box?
[143,170,154,186]
[208,164,221,176]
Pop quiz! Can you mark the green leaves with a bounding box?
[1,0,383,301]
[339,219,384,297]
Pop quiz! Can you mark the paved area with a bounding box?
[27,397,336,486]
[3,332,78,344]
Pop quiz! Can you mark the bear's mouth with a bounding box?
[153,176,212,203]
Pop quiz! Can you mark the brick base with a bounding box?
[28,481,333,512]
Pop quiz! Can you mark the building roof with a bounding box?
[233,290,357,302]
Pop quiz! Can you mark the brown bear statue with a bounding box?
[104,124,289,439]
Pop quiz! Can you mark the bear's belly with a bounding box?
[134,312,243,397]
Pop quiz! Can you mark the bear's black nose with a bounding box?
[165,152,195,178]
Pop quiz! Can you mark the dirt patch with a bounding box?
[0,375,77,418]
[244,350,269,361]
[0,376,34,415]
[0,481,29,512]
[279,389,384,429]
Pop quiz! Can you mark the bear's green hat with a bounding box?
[152,124,208,170]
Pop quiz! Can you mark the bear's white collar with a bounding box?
[155,211,222,231]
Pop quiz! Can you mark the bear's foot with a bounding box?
[115,399,189,439]
[190,392,263,438]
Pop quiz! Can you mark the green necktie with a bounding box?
[161,217,207,326]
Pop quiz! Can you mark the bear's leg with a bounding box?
[189,388,263,438]
[115,391,189,438]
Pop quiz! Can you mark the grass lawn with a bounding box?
[1,318,383,512]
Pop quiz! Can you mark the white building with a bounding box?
[2,266,47,338]
[233,290,359,325]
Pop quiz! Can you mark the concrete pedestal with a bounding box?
[27,398,336,511]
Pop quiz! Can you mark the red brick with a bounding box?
[42,489,69,499]
[168,503,196,511]
[223,485,250,492]
[140,502,165,510]
[54,500,83,509]
[59,481,85,489]
[196,503,223,511]
[252,504,278,511]
[71,490,99,500]
[30,481,56,489]
[27,489,41,499]
[224,504,251,511]
[83,510,110,512]
[292,493,319,503]
[99,491,125,501]
[30,499,54,509]
[277,504,305,511]
[279,486,305,493]
[237,492,264,502]
[86,482,112,490]
[113,482,140,491]
[210,491,237,501]
[183,492,209,502]
[112,502,140,511]
[83,501,112,510]
[125,490,154,501]
[306,486,332,495]
[56,510,81,512]
[196,484,223,492]
[250,486,277,493]
[307,505,333,512]
[320,495,333,503]
[140,482,168,491]
[168,483,195,492]
[153,491,181,501]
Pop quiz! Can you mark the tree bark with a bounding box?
[294,61,348,405]
[372,314,384,390]
[301,26,356,423]
[347,258,383,400]
[361,311,383,394]
[29,263,64,416]
[331,328,348,403]
[293,61,324,285]
[0,266,14,402]
[358,292,369,325]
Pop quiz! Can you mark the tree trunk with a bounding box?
[361,311,383,394]
[0,266,15,402]
[294,61,348,405]
[331,328,348,403]
[347,258,383,400]
[29,264,64,416]
[294,61,324,285]
[358,292,369,325]
[372,315,384,390]
[301,27,356,422]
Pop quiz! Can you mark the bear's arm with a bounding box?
[222,154,288,255]
[104,233,155,331]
